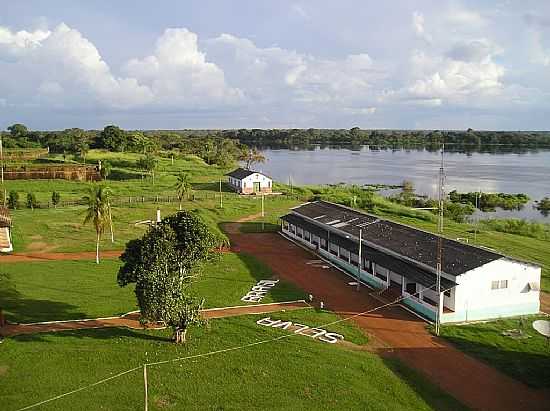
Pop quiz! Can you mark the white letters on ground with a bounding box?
[241,280,279,302]
[256,317,344,344]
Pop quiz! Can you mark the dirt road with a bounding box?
[227,227,550,411]
[0,301,310,338]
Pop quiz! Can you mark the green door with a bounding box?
[253,182,261,193]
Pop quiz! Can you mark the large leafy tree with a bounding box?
[118,211,219,343]
[174,172,192,210]
[82,185,113,264]
[98,125,128,152]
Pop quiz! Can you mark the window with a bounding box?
[406,282,417,295]
[491,280,508,290]
[444,289,451,297]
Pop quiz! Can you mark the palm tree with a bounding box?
[82,185,112,264]
[174,172,192,210]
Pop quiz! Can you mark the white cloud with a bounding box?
[123,28,243,108]
[0,23,152,108]
[206,34,382,109]
[412,11,432,43]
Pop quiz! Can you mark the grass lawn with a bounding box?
[439,315,550,388]
[0,253,304,323]
[0,311,467,411]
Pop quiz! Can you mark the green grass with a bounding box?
[439,315,550,388]
[0,253,305,323]
[196,253,305,308]
[1,259,135,323]
[0,311,465,411]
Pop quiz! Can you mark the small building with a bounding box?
[281,201,541,323]
[226,168,272,195]
[0,206,13,253]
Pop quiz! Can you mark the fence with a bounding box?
[2,148,49,162]
[12,192,310,210]
[3,165,101,182]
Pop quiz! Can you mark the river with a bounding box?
[257,146,550,222]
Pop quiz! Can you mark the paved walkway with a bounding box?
[227,226,550,411]
[0,301,310,337]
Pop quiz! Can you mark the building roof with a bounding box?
[281,213,456,289]
[0,207,11,228]
[286,201,503,276]
[225,168,271,180]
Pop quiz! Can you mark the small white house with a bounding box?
[226,168,272,195]
[281,201,541,323]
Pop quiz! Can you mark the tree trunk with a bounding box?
[179,199,182,211]
[96,231,100,264]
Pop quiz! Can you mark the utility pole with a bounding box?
[219,179,223,208]
[261,193,265,217]
[357,229,362,291]
[435,144,445,336]
[474,188,480,244]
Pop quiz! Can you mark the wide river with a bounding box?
[258,146,550,221]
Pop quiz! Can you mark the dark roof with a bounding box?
[225,168,270,180]
[287,201,503,276]
[0,207,11,228]
[282,213,456,289]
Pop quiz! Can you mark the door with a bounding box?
[253,182,261,192]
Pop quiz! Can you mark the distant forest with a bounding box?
[3,124,550,156]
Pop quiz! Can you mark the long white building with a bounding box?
[281,201,541,323]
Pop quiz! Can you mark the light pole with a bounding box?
[357,228,362,291]
[261,193,265,217]
[219,179,223,209]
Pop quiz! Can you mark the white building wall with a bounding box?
[242,174,272,191]
[444,257,540,323]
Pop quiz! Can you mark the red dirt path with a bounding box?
[0,250,123,263]
[227,226,550,411]
[0,301,310,338]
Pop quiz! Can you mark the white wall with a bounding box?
[447,257,540,322]
[242,173,272,190]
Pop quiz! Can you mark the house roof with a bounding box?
[0,207,11,228]
[225,168,270,180]
[281,213,456,289]
[286,201,503,276]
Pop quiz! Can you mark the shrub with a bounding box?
[7,191,19,209]
[26,192,38,209]
[51,191,61,207]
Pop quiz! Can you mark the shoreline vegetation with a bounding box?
[4,124,550,154]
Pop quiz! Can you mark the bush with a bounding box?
[26,192,38,209]
[479,219,550,240]
[52,191,61,207]
[7,191,19,209]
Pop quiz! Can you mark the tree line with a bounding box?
[2,124,260,169]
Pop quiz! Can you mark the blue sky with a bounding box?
[1,1,550,130]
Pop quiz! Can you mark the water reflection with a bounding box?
[256,145,550,221]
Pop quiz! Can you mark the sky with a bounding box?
[1,0,550,130]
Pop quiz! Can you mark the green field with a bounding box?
[0,311,468,411]
[439,315,550,388]
[0,253,304,323]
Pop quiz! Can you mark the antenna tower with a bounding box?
[435,143,445,336]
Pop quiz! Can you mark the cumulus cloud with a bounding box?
[0,23,152,108]
[206,34,382,111]
[123,28,243,108]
